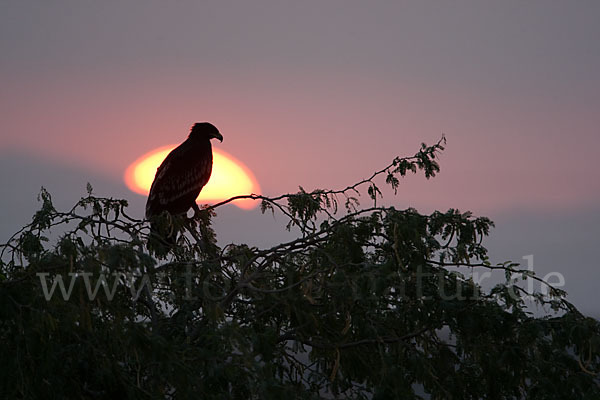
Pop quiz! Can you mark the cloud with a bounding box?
[0,149,132,242]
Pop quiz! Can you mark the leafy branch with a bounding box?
[1,135,599,399]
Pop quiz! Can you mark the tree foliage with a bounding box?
[1,137,599,399]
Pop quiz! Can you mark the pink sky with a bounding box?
[2,68,597,215]
[2,1,598,216]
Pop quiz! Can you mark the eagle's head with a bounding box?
[190,122,223,142]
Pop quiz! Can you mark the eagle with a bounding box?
[146,122,223,247]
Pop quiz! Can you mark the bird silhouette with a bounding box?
[145,122,223,252]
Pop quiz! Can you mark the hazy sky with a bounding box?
[1,1,599,315]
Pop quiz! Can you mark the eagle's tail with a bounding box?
[147,214,178,256]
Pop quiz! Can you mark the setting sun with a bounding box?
[124,145,260,209]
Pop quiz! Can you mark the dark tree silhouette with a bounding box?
[1,137,599,399]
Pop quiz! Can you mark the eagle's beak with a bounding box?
[212,132,224,142]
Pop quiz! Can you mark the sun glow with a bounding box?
[124,145,260,209]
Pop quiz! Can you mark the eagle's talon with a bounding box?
[191,203,202,220]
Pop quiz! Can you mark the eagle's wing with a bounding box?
[145,142,213,218]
